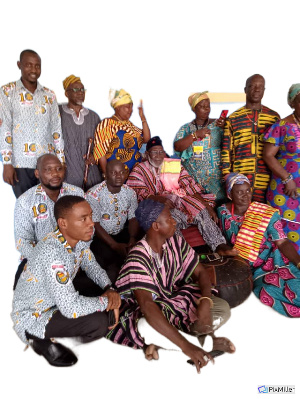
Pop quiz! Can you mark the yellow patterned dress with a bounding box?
[93,118,143,172]
[221,105,280,202]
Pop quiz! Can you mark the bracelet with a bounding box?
[191,132,197,141]
[141,120,147,123]
[297,262,300,270]
[198,296,214,308]
[281,174,293,184]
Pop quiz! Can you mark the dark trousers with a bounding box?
[13,168,39,198]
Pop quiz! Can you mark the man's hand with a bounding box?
[108,308,120,330]
[83,153,96,166]
[102,289,121,311]
[3,164,18,186]
[181,341,213,374]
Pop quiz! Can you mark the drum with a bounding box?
[200,255,253,308]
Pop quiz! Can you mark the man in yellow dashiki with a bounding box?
[221,74,280,202]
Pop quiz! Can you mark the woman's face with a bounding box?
[194,99,211,121]
[231,182,252,207]
[293,93,300,118]
[115,103,133,120]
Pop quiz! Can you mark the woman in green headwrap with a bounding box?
[173,92,226,204]
[263,84,300,252]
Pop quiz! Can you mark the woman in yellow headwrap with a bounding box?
[93,89,151,176]
[174,92,226,204]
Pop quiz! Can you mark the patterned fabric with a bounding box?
[225,173,251,200]
[174,120,226,202]
[85,181,138,235]
[93,118,143,172]
[127,160,226,250]
[106,234,201,348]
[63,75,81,91]
[221,105,280,202]
[234,202,278,262]
[0,80,64,167]
[12,227,111,343]
[59,104,102,190]
[188,91,209,110]
[14,183,84,259]
[218,203,300,317]
[109,89,132,109]
[263,120,300,251]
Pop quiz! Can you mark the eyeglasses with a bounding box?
[149,150,165,155]
[66,88,86,93]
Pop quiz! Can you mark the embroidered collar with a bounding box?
[62,103,89,125]
[53,227,73,253]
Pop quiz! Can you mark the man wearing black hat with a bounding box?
[107,199,235,373]
[126,136,236,256]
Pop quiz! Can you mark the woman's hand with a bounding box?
[195,128,210,140]
[216,118,226,128]
[138,100,146,121]
[284,179,298,198]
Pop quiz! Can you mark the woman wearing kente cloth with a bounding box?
[263,84,300,252]
[174,91,226,203]
[217,173,300,317]
[93,89,151,176]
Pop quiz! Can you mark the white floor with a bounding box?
[1,164,299,399]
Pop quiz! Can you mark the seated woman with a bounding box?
[93,89,151,177]
[263,83,300,252]
[217,173,300,317]
[174,91,226,204]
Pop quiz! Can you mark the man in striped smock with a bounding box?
[221,74,280,202]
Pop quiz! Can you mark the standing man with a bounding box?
[59,75,101,191]
[0,49,64,197]
[221,74,280,202]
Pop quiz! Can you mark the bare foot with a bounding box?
[212,337,236,354]
[143,344,160,361]
[216,244,239,257]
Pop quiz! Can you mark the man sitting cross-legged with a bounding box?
[85,159,140,283]
[127,136,237,256]
[107,199,235,373]
[12,196,121,367]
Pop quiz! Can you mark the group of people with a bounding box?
[1,49,300,372]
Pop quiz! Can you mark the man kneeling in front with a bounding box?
[12,196,121,367]
[107,199,235,373]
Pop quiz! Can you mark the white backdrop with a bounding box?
[1,1,299,398]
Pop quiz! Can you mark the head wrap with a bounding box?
[188,91,210,110]
[135,199,165,232]
[225,173,251,199]
[63,75,82,91]
[287,84,300,108]
[146,136,163,152]
[109,89,132,109]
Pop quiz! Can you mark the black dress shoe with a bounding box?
[30,339,78,367]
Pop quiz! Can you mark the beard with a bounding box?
[147,157,163,169]
[42,181,63,191]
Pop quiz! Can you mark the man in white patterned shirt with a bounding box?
[14,154,83,262]
[0,49,64,197]
[85,160,140,282]
[12,195,121,367]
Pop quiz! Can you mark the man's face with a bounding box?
[62,201,95,242]
[106,162,126,188]
[155,207,177,238]
[65,81,86,106]
[231,182,252,207]
[115,103,133,120]
[147,145,166,168]
[245,75,265,104]
[194,99,211,120]
[17,52,41,85]
[35,156,65,190]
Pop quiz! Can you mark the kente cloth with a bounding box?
[233,202,278,263]
[93,118,143,172]
[0,80,64,168]
[160,158,182,194]
[63,75,81,91]
[106,234,201,348]
[217,203,300,317]
[263,120,300,251]
[126,160,215,222]
[59,104,102,190]
[221,105,280,202]
[174,120,226,202]
[12,228,111,344]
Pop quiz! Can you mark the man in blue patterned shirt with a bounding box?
[0,49,64,197]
